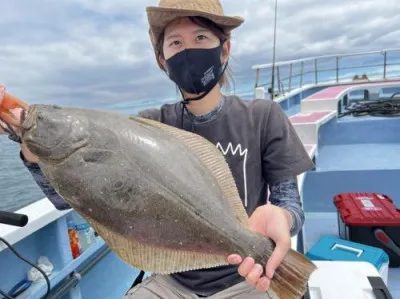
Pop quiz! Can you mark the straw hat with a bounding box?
[146,0,244,68]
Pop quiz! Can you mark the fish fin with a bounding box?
[130,116,249,228]
[81,149,114,163]
[269,249,318,299]
[83,214,228,274]
[232,232,317,299]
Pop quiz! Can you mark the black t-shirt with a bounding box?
[138,95,314,296]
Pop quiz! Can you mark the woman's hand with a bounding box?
[227,203,292,292]
[0,88,39,163]
[0,107,22,135]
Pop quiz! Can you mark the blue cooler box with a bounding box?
[306,236,389,284]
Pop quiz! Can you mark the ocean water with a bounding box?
[0,137,46,212]
[1,52,400,213]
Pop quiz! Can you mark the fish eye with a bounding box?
[114,181,124,189]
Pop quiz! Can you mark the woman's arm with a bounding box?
[268,177,304,236]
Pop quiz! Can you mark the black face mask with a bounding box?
[165,45,226,96]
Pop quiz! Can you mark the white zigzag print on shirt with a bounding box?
[216,142,249,207]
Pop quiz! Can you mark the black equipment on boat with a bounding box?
[0,211,28,227]
[338,92,400,118]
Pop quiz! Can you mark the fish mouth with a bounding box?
[20,104,89,162]
[20,104,66,152]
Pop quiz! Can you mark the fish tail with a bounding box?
[268,249,317,299]
[247,234,317,299]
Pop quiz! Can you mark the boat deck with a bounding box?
[0,199,141,299]
[316,143,400,171]
[289,82,400,298]
[307,85,354,100]
[301,81,400,113]
[289,111,334,124]
[289,111,336,144]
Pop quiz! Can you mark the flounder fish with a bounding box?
[1,92,317,299]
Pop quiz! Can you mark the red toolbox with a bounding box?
[334,192,400,267]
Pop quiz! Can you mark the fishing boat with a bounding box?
[1,48,399,298]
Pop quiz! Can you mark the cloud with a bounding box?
[0,0,399,108]
[230,0,400,59]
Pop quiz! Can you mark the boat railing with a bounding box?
[252,48,400,99]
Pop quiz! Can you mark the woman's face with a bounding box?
[161,17,223,61]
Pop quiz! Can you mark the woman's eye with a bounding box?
[169,40,181,47]
[197,35,208,41]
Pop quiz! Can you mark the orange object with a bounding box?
[68,224,81,259]
[0,85,29,127]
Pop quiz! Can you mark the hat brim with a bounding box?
[146,6,244,36]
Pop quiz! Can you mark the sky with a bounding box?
[1,0,399,109]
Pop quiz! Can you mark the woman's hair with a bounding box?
[155,16,235,93]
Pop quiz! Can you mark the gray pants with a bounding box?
[124,274,276,299]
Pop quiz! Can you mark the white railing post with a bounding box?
[255,87,265,99]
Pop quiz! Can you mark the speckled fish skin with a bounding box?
[22,104,248,253]
[20,104,317,299]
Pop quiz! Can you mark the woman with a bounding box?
[0,0,314,298]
